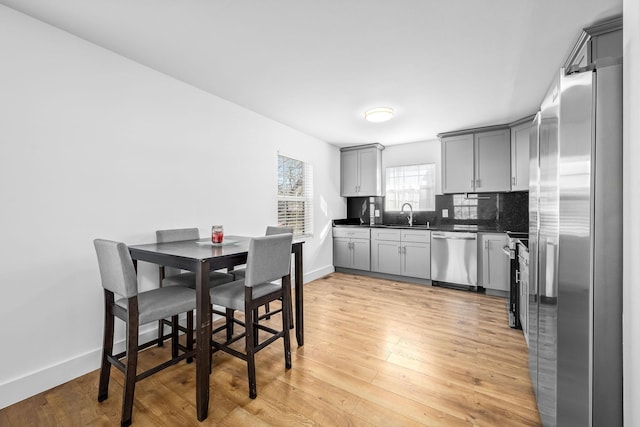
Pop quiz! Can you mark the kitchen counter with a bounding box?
[332,220,524,234]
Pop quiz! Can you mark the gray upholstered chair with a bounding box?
[94,239,197,427]
[155,228,234,349]
[210,232,294,399]
[232,226,293,318]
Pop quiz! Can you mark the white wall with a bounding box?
[623,2,640,425]
[381,139,442,194]
[0,5,344,408]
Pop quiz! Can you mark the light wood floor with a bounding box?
[0,273,541,426]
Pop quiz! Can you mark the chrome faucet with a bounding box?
[401,202,413,227]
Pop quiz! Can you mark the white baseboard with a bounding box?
[0,326,159,410]
[0,266,334,410]
[303,264,334,284]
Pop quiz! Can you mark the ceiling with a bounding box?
[0,0,622,147]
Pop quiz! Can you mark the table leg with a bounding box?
[195,259,211,421]
[294,244,304,346]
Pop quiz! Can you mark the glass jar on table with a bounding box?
[211,225,224,243]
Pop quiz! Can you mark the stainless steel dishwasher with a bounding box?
[430,231,478,289]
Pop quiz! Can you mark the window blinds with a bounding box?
[277,155,313,236]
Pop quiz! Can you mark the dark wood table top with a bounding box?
[129,235,303,271]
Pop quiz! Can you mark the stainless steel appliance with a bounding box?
[430,231,477,289]
[503,231,528,329]
[528,50,623,426]
[517,241,529,346]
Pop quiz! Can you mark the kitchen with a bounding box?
[1,1,639,426]
[333,18,623,423]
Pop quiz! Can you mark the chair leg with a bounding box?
[282,277,292,369]
[122,300,140,427]
[264,302,271,319]
[98,291,114,402]
[245,307,257,399]
[157,319,164,347]
[186,310,194,364]
[252,308,260,348]
[225,308,234,342]
[171,315,179,359]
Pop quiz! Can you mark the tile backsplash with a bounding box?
[346,192,528,232]
[435,192,528,231]
[346,197,384,225]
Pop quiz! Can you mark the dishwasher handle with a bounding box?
[432,235,476,241]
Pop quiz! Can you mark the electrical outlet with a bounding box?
[442,208,449,218]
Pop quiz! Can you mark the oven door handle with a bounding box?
[502,245,513,258]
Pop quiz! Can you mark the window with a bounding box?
[452,194,478,219]
[385,164,436,211]
[277,154,313,236]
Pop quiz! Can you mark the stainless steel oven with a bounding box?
[504,231,528,329]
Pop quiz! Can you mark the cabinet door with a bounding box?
[357,147,382,196]
[333,237,352,268]
[351,239,371,271]
[402,242,430,279]
[480,234,509,291]
[371,239,401,274]
[441,134,475,193]
[340,150,359,197]
[511,121,531,191]
[474,129,511,192]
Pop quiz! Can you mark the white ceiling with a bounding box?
[0,0,622,147]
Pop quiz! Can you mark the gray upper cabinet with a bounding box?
[474,129,511,192]
[510,118,534,191]
[441,134,475,193]
[340,144,384,197]
[441,128,511,193]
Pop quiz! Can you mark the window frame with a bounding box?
[277,154,313,237]
[384,163,437,212]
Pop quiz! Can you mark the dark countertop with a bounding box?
[332,219,526,234]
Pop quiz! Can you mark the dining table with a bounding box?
[128,235,304,421]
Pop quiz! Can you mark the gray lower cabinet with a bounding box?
[478,233,509,292]
[371,228,431,279]
[333,227,370,270]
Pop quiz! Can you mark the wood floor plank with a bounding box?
[0,272,540,426]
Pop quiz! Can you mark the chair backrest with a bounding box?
[156,228,200,277]
[94,239,138,298]
[244,233,293,287]
[265,226,294,236]
[156,228,200,243]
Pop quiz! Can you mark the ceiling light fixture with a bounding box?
[364,106,394,123]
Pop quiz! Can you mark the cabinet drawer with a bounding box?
[332,227,370,239]
[371,228,401,241]
[400,229,430,243]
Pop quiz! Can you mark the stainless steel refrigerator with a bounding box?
[528,58,623,426]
